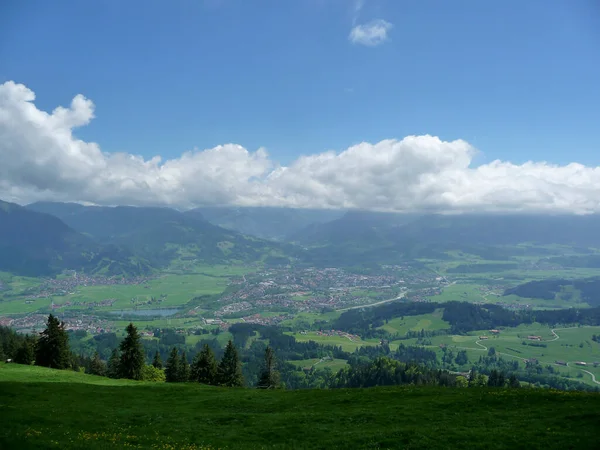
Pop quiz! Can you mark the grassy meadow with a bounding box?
[400,324,600,387]
[2,364,600,449]
[287,331,376,352]
[0,265,251,316]
[377,309,449,334]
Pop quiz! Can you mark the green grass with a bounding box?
[279,311,341,328]
[1,266,254,316]
[61,274,228,311]
[0,363,136,386]
[2,364,600,449]
[403,324,600,386]
[290,358,348,371]
[377,309,449,334]
[0,297,49,315]
[287,331,376,352]
[429,280,595,309]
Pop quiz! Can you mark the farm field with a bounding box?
[400,324,600,387]
[279,311,341,328]
[2,364,600,449]
[290,358,348,371]
[377,309,450,334]
[288,331,376,352]
[0,265,252,317]
[429,280,596,309]
[58,273,229,310]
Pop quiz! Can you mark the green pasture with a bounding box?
[51,273,229,311]
[279,311,341,328]
[377,309,450,334]
[429,280,594,309]
[288,331,375,352]
[0,297,49,315]
[290,358,348,371]
[3,364,600,449]
[0,363,136,386]
[409,324,600,386]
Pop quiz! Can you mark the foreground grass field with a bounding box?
[1,364,600,449]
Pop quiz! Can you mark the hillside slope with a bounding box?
[187,206,343,240]
[26,202,295,267]
[1,364,599,449]
[0,200,152,276]
[292,211,600,266]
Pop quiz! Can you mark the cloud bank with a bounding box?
[349,19,392,46]
[1,80,599,214]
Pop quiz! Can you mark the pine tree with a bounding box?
[35,314,71,369]
[217,340,244,387]
[165,347,180,382]
[152,350,163,369]
[258,346,280,389]
[179,350,190,382]
[14,335,35,365]
[508,373,520,388]
[107,348,121,378]
[497,372,506,388]
[191,344,218,385]
[118,323,145,380]
[89,351,106,376]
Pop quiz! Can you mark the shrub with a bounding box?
[142,365,166,382]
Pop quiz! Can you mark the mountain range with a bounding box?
[184,206,343,241]
[0,200,152,276]
[24,202,294,275]
[4,199,600,276]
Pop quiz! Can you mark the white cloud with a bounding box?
[1,80,600,214]
[349,19,392,46]
[352,0,365,24]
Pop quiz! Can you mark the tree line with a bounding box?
[330,299,600,337]
[2,315,281,389]
[6,313,597,392]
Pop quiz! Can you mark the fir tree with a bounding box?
[118,323,145,380]
[14,335,35,365]
[191,344,218,385]
[89,351,106,376]
[107,348,121,379]
[152,350,163,369]
[217,340,244,387]
[179,350,190,382]
[35,314,71,369]
[165,347,180,382]
[508,373,520,388]
[258,346,280,389]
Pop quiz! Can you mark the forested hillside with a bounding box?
[0,200,151,276]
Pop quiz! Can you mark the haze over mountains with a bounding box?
[0,199,596,277]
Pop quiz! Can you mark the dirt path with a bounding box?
[579,369,599,385]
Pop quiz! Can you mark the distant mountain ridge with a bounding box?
[26,201,294,270]
[0,200,151,276]
[292,211,600,266]
[185,206,343,241]
[16,201,600,273]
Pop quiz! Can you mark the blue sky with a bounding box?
[2,0,599,166]
[1,1,600,213]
